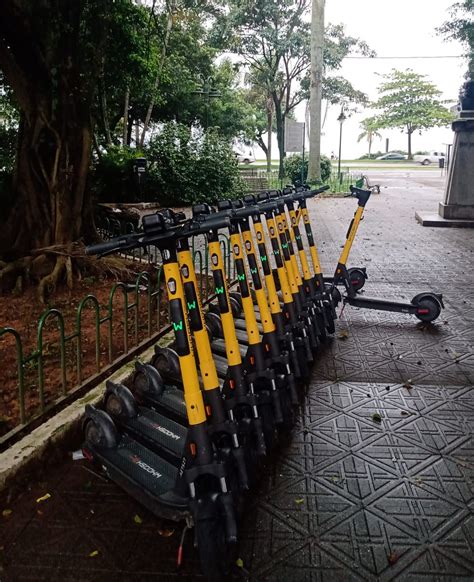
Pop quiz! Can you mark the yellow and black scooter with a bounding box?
[82,213,243,581]
[332,186,444,322]
[281,185,337,334]
[289,184,367,298]
[212,199,299,414]
[201,197,306,395]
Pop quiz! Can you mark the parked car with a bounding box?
[234,150,255,164]
[375,152,407,161]
[413,151,445,165]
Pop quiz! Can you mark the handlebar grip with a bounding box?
[86,237,132,256]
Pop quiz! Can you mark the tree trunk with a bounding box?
[139,0,174,148]
[0,105,93,260]
[266,99,273,174]
[407,130,413,160]
[123,86,130,146]
[273,96,285,179]
[308,0,325,182]
[368,134,372,157]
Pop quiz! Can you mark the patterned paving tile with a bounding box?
[2,176,474,580]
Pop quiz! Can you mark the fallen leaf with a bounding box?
[2,509,12,518]
[372,413,382,423]
[89,550,99,558]
[236,558,244,568]
[403,381,413,390]
[134,514,143,525]
[295,498,305,505]
[158,528,175,537]
[36,493,51,504]
[388,552,399,566]
[338,330,349,340]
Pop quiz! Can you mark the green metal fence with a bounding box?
[0,231,232,449]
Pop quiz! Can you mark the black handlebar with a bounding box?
[347,185,371,207]
[86,235,141,256]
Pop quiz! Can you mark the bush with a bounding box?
[90,146,146,203]
[146,124,246,205]
[91,123,247,206]
[284,153,332,185]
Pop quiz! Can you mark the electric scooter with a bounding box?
[289,184,368,294]
[332,185,444,322]
[82,212,243,581]
[208,197,309,382]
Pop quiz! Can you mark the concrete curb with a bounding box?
[0,333,174,498]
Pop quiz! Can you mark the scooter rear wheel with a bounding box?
[83,413,118,449]
[347,268,366,292]
[415,296,442,323]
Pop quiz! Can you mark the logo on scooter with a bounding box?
[256,232,262,241]
[278,223,283,232]
[181,265,189,278]
[269,227,275,235]
[130,454,163,479]
[233,244,240,256]
[211,253,219,266]
[245,240,252,251]
[151,423,181,441]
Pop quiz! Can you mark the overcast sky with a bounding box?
[320,0,466,158]
[253,0,467,159]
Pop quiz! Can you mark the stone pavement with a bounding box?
[1,170,473,581]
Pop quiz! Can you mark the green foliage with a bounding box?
[146,124,246,205]
[438,1,473,76]
[90,146,146,202]
[372,70,455,133]
[92,123,246,205]
[371,69,455,156]
[284,154,331,185]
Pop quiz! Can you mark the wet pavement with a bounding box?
[1,170,473,581]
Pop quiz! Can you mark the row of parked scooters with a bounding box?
[82,184,444,580]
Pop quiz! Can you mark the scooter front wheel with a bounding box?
[415,296,442,323]
[195,503,236,582]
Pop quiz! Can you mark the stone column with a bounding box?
[439,81,474,220]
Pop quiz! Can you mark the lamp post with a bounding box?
[337,104,346,184]
[193,75,221,130]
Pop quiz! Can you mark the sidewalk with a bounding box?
[1,172,473,581]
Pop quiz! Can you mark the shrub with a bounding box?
[146,123,245,205]
[90,146,146,203]
[146,124,246,205]
[284,153,332,185]
[91,123,247,206]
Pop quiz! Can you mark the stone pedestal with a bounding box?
[439,111,474,220]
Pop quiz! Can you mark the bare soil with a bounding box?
[0,266,164,437]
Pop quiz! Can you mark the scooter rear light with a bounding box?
[417,309,430,314]
[189,443,197,456]
[82,448,93,462]
[229,379,235,389]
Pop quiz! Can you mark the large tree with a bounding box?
[438,0,473,80]
[371,69,455,159]
[212,2,372,177]
[0,0,119,298]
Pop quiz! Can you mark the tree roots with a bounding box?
[0,243,141,303]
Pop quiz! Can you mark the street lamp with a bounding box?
[193,74,221,130]
[337,104,347,184]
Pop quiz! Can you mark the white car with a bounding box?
[413,151,446,165]
[234,150,255,164]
